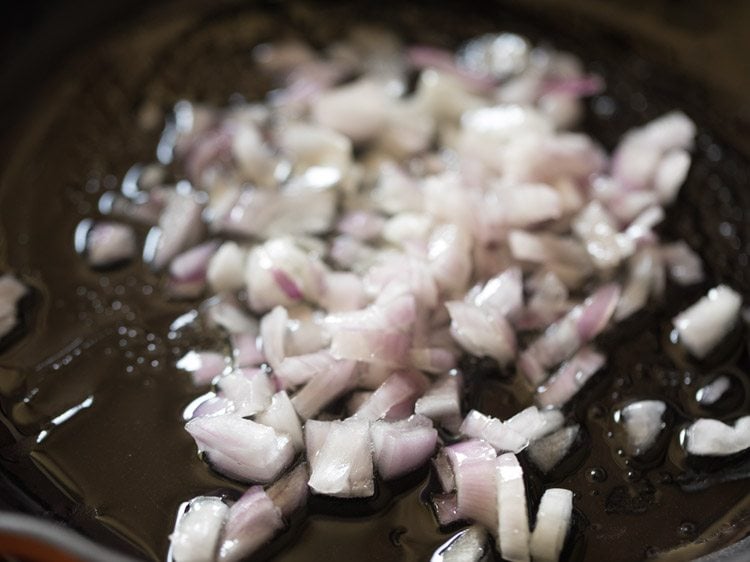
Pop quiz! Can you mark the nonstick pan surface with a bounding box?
[1,1,749,561]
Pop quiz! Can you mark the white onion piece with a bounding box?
[432,492,462,526]
[696,376,731,406]
[508,230,592,288]
[494,183,562,228]
[572,201,633,270]
[204,296,258,335]
[149,192,204,271]
[432,450,456,492]
[221,183,337,239]
[320,272,366,312]
[446,439,499,530]
[218,486,284,562]
[169,496,228,562]
[535,347,606,408]
[353,370,429,421]
[290,355,357,419]
[505,406,564,442]
[409,347,458,375]
[684,416,750,456]
[661,241,704,286]
[529,488,573,562]
[231,333,264,368]
[612,111,695,191]
[85,222,138,268]
[275,349,340,388]
[0,274,27,339]
[187,393,233,420]
[337,210,386,241]
[185,414,294,483]
[415,372,463,431]
[446,301,516,365]
[168,241,219,298]
[672,285,742,358]
[614,247,663,321]
[307,418,374,497]
[266,462,309,518]
[471,266,523,320]
[654,149,691,204]
[428,223,473,297]
[496,453,530,562]
[260,306,288,371]
[618,400,666,455]
[431,526,491,562]
[176,350,228,386]
[245,238,326,313]
[207,241,247,293]
[255,391,304,450]
[460,410,528,453]
[527,425,580,473]
[217,369,274,417]
[311,79,391,143]
[371,415,438,479]
[285,307,330,356]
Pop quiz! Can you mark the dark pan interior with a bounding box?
[1,1,749,561]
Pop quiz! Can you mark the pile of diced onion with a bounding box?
[70,27,750,562]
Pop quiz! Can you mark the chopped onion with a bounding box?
[505,406,564,442]
[260,305,288,371]
[216,369,274,417]
[496,453,530,562]
[460,410,529,454]
[306,418,374,497]
[672,285,742,358]
[696,376,731,406]
[169,496,228,562]
[266,462,310,518]
[371,414,438,479]
[255,391,304,450]
[529,488,573,562]
[445,439,499,530]
[684,416,750,456]
[83,221,138,268]
[535,347,606,408]
[527,425,580,473]
[353,370,429,421]
[290,355,357,419]
[431,526,491,562]
[446,301,516,365]
[207,241,247,293]
[617,400,666,455]
[218,486,284,562]
[415,372,463,431]
[185,414,294,483]
[176,350,228,386]
[432,492,462,526]
[660,241,704,286]
[148,192,204,271]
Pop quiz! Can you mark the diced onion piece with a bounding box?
[527,425,580,473]
[218,486,284,562]
[207,241,247,293]
[176,350,228,386]
[415,372,463,431]
[529,488,573,562]
[307,419,374,497]
[266,462,310,518]
[260,306,288,371]
[217,369,274,417]
[460,410,529,453]
[149,192,204,271]
[535,347,605,408]
[618,400,666,455]
[496,453,530,562]
[672,285,742,358]
[353,370,429,421]
[290,356,358,419]
[696,376,731,406]
[431,526,491,562]
[255,391,304,450]
[661,241,704,286]
[432,492,462,526]
[446,301,516,365]
[85,221,138,268]
[170,496,228,562]
[446,439,499,530]
[371,415,438,479]
[684,416,750,456]
[505,406,564,442]
[185,414,294,483]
